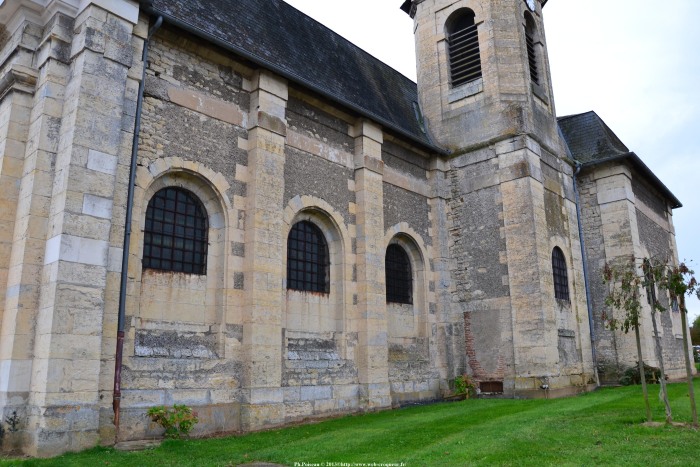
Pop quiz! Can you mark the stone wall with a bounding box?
[1,0,674,457]
[0,1,145,455]
[634,181,687,378]
[447,136,594,396]
[0,18,41,454]
[284,147,354,224]
[579,163,689,384]
[577,170,615,381]
[116,14,449,443]
[383,183,431,246]
[118,24,251,440]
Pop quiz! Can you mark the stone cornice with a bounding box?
[0,0,138,39]
[0,63,38,99]
[0,0,79,41]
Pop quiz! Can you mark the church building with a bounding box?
[0,0,692,456]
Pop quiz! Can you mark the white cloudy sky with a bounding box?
[284,0,700,324]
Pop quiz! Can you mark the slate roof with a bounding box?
[558,111,681,208]
[558,111,630,164]
[141,0,444,153]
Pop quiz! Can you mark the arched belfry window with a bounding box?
[552,247,570,302]
[524,12,540,86]
[446,9,482,87]
[386,244,413,304]
[287,221,330,293]
[143,187,208,275]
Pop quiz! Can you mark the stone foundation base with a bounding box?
[117,402,242,441]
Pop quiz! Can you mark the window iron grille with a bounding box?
[386,244,412,304]
[287,221,329,293]
[143,187,208,275]
[552,247,570,302]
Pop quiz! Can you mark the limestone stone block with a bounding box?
[300,385,331,401]
[284,401,313,419]
[313,398,336,414]
[44,234,109,267]
[240,403,284,429]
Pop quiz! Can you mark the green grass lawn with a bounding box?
[3,380,700,467]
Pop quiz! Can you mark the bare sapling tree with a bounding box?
[641,258,672,424]
[606,256,700,426]
[603,257,652,423]
[655,261,699,427]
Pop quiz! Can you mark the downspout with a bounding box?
[113,14,163,435]
[573,160,600,387]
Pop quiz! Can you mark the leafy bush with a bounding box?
[453,374,477,398]
[619,362,662,386]
[147,404,199,439]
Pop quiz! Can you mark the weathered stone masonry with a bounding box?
[0,0,692,457]
[0,1,146,455]
[578,162,689,384]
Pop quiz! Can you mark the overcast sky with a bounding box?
[284,0,700,324]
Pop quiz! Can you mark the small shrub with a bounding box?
[453,374,477,398]
[147,404,199,439]
[619,362,662,386]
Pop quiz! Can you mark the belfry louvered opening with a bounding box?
[525,13,540,86]
[447,10,482,87]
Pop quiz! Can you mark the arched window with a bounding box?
[386,244,413,304]
[552,247,569,302]
[143,187,208,275]
[446,9,482,87]
[287,221,329,293]
[524,13,540,86]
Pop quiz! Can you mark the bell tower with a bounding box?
[409,0,562,151]
[405,0,597,397]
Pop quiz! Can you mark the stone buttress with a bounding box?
[0,0,142,456]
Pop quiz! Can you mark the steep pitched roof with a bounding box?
[558,111,630,164]
[558,111,681,208]
[142,0,444,153]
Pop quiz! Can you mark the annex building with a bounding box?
[0,0,693,456]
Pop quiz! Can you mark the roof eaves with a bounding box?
[141,4,448,156]
[580,152,682,209]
